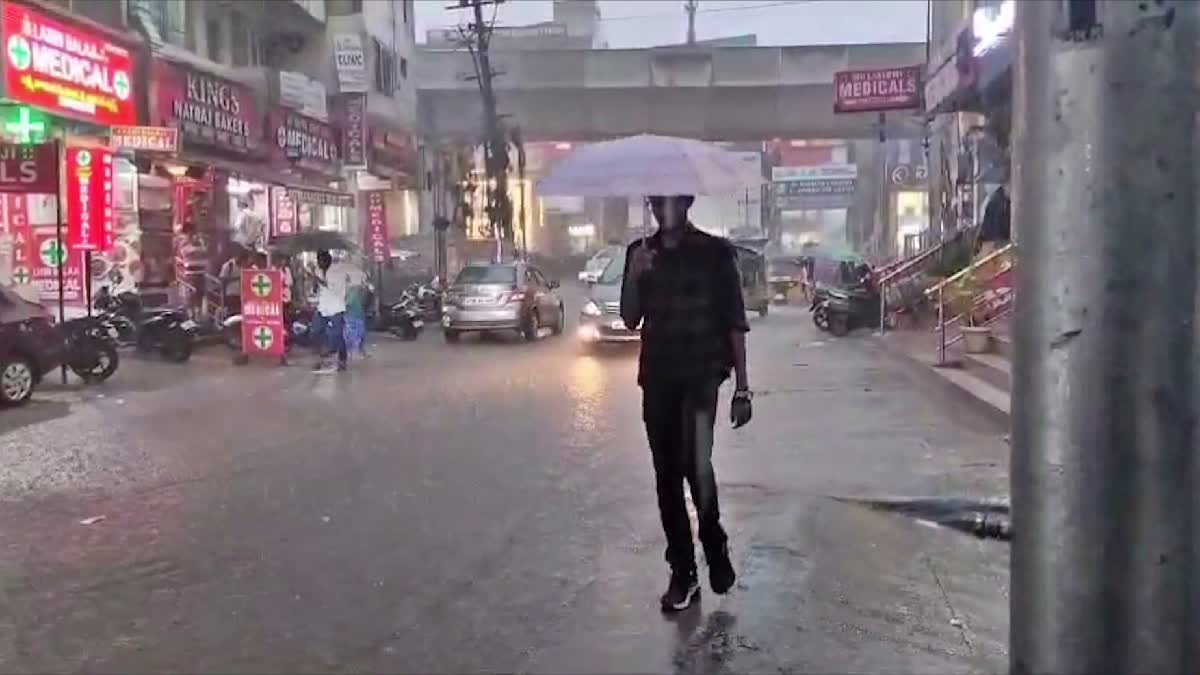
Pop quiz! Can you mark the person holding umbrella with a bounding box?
[621,194,753,612]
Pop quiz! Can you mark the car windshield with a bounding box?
[456,265,517,285]
[597,251,626,284]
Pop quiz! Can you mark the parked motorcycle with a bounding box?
[376,296,424,341]
[94,287,196,362]
[816,269,881,337]
[57,315,120,383]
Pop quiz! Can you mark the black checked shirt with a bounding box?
[620,225,750,387]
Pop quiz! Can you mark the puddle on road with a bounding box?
[834,495,1012,542]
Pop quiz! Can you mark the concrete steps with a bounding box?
[879,327,1012,424]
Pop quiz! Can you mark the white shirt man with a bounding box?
[317,260,353,317]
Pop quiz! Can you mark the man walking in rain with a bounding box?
[621,194,753,612]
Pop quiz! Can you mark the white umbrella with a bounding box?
[536,134,764,197]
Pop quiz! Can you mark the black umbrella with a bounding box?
[269,231,358,256]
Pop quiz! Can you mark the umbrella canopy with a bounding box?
[269,231,357,256]
[536,134,764,197]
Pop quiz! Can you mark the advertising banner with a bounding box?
[364,190,388,263]
[332,34,368,93]
[241,269,285,358]
[833,65,922,114]
[110,125,179,153]
[268,108,339,176]
[0,3,137,126]
[270,186,296,238]
[65,147,114,251]
[772,164,857,210]
[33,233,84,304]
[0,142,57,193]
[340,93,367,168]
[152,60,262,156]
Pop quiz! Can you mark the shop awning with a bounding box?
[167,151,353,207]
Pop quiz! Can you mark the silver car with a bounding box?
[578,248,640,344]
[441,262,566,343]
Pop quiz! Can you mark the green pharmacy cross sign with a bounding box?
[39,238,65,267]
[251,273,273,298]
[0,106,48,144]
[252,325,274,351]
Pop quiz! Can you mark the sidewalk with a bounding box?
[550,311,1011,674]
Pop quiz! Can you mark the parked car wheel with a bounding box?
[0,356,36,406]
[812,305,830,331]
[523,311,540,342]
[552,304,565,336]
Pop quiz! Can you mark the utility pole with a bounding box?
[452,0,511,249]
[684,0,698,44]
[1010,2,1199,674]
[510,125,527,258]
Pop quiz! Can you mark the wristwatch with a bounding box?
[733,388,753,401]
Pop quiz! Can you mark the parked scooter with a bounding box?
[58,315,120,383]
[376,295,424,341]
[815,265,880,337]
[93,287,196,362]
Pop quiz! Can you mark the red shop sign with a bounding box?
[270,186,296,238]
[0,142,57,193]
[0,3,136,125]
[152,60,261,156]
[65,147,114,251]
[33,232,84,305]
[268,108,339,175]
[240,269,285,357]
[3,194,33,280]
[833,65,923,114]
[364,190,388,263]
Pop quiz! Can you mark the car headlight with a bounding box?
[581,300,602,317]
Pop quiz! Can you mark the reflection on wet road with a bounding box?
[0,290,1009,673]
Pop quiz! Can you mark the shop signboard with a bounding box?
[0,3,137,126]
[65,147,114,251]
[110,125,179,153]
[270,186,296,238]
[332,34,368,93]
[286,187,353,208]
[33,232,84,304]
[268,108,339,176]
[833,66,922,114]
[278,71,328,121]
[364,190,388,263]
[772,164,857,210]
[340,93,367,169]
[889,161,928,190]
[240,268,285,358]
[152,60,261,156]
[0,141,57,193]
[3,194,33,275]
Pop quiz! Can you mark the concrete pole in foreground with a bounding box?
[1010,1,1199,673]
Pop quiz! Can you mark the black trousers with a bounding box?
[642,377,728,574]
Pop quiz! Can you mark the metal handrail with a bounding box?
[925,242,1015,297]
[878,240,946,285]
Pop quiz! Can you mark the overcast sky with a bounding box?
[415,1,928,48]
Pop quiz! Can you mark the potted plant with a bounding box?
[950,269,992,354]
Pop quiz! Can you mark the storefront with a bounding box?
[365,117,419,239]
[0,0,140,316]
[265,105,352,238]
[924,0,1013,237]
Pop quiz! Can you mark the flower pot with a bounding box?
[962,326,993,354]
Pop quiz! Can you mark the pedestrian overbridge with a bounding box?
[415,42,926,143]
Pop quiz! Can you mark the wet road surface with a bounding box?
[0,287,1010,673]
